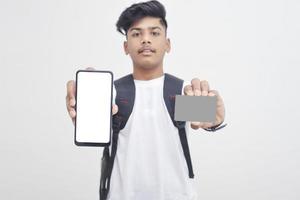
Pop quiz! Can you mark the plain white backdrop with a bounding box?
[1,0,299,199]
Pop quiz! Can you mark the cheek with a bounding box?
[127,44,139,54]
[157,40,169,51]
[156,44,168,54]
[126,38,139,48]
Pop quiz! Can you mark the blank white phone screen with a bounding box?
[75,71,112,144]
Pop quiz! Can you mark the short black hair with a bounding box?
[116,0,168,36]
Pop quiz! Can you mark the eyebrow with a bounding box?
[129,26,162,32]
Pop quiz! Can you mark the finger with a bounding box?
[191,78,201,96]
[209,90,225,124]
[66,95,76,111]
[200,80,209,96]
[191,123,200,130]
[65,96,71,110]
[208,90,218,97]
[112,104,118,115]
[201,122,213,129]
[209,90,223,107]
[191,121,200,126]
[66,104,76,118]
[191,122,203,129]
[191,121,203,130]
[66,95,76,107]
[208,91,216,97]
[65,96,76,118]
[69,109,76,118]
[66,80,76,100]
[70,98,76,107]
[215,115,223,126]
[184,85,194,96]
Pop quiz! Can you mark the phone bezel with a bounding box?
[74,69,113,147]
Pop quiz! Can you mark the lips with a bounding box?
[138,46,155,54]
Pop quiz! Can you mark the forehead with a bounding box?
[129,16,165,31]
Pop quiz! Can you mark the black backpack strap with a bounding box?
[164,73,195,178]
[100,147,110,200]
[100,74,135,200]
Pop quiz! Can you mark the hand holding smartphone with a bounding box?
[74,70,113,147]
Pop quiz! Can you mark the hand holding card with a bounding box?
[174,95,217,122]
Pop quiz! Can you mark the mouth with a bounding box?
[138,47,156,55]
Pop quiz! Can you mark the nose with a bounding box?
[141,33,151,45]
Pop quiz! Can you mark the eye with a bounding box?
[151,31,160,36]
[132,32,140,37]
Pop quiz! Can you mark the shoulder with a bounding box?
[164,73,190,95]
[114,74,133,85]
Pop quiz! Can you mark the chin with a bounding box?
[138,61,158,69]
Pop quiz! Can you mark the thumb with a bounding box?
[112,104,118,115]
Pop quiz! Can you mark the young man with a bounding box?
[66,1,225,199]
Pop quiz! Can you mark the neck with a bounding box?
[132,63,164,80]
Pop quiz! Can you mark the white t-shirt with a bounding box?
[107,74,198,200]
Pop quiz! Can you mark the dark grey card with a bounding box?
[174,95,217,122]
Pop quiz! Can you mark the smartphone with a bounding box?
[174,95,217,122]
[74,70,113,146]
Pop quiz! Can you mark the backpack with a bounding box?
[99,73,194,200]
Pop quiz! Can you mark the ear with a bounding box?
[166,38,171,53]
[123,41,129,55]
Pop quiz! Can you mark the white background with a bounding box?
[0,0,299,199]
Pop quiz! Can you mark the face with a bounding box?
[124,17,170,70]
